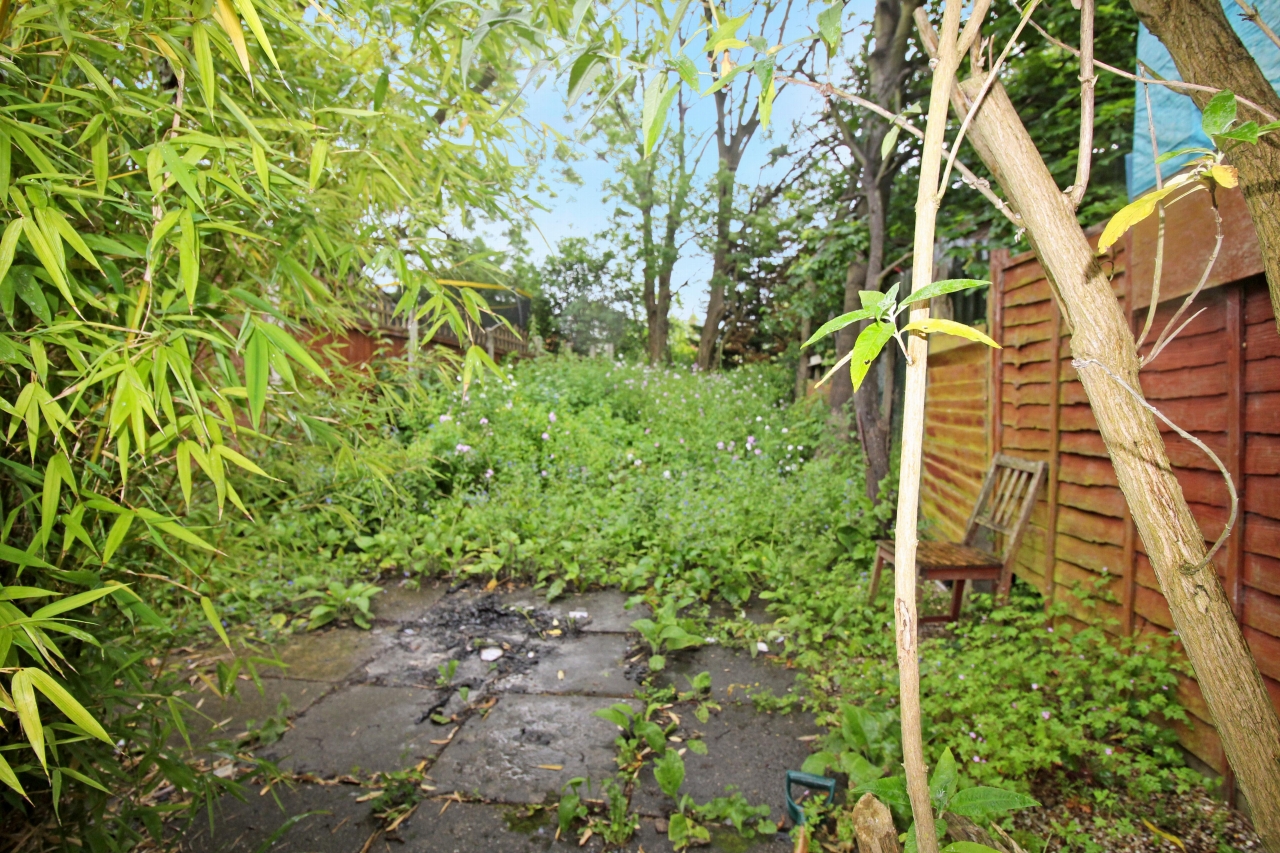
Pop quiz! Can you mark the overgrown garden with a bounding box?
[1,0,1278,851]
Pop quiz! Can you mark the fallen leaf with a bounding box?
[1142,819,1186,852]
[386,803,418,832]
[485,578,498,591]
[355,790,384,802]
[557,670,565,680]
[547,629,563,637]
[579,827,593,847]
[536,764,564,771]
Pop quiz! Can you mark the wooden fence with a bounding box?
[919,183,1279,779]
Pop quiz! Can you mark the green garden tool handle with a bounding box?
[785,770,837,826]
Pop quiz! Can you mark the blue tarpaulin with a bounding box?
[1126,0,1280,199]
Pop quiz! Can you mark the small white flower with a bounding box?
[663,470,671,479]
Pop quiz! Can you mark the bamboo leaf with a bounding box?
[11,670,43,768]
[213,0,253,80]
[160,144,206,212]
[308,139,328,190]
[101,511,134,565]
[201,596,232,648]
[255,319,330,383]
[179,207,199,305]
[232,0,281,71]
[176,442,194,508]
[252,143,270,196]
[192,23,217,110]
[69,55,118,101]
[25,668,112,743]
[245,329,269,428]
[900,317,1001,348]
[21,220,75,312]
[213,444,273,479]
[31,583,123,619]
[91,131,109,195]
[0,750,25,798]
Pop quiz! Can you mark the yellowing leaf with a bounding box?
[1209,164,1238,188]
[901,317,1000,348]
[213,0,253,81]
[25,668,112,744]
[309,139,328,189]
[0,750,25,798]
[1097,177,1201,253]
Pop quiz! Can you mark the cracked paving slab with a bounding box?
[502,589,651,634]
[260,684,458,775]
[429,694,640,804]
[497,633,636,697]
[653,644,800,705]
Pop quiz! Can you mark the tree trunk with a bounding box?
[952,67,1280,852]
[1129,0,1280,334]
[697,155,738,370]
[796,279,816,400]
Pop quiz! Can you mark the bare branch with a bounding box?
[779,75,1022,224]
[1232,0,1280,55]
[1027,17,1280,122]
[1143,196,1223,367]
[1068,0,1096,209]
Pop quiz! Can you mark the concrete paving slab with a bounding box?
[429,695,638,804]
[261,685,453,775]
[498,634,635,697]
[631,702,817,823]
[187,677,328,744]
[395,801,624,852]
[263,629,391,683]
[183,783,379,853]
[653,645,799,706]
[374,580,449,623]
[363,635,456,687]
[504,589,651,634]
[708,594,776,626]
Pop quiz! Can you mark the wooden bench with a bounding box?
[869,453,1047,622]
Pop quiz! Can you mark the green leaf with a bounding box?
[945,786,1040,818]
[942,844,1005,853]
[11,670,43,768]
[252,142,270,196]
[232,0,281,72]
[254,319,331,383]
[881,123,901,159]
[193,23,217,109]
[566,53,605,107]
[91,131,109,195]
[201,595,232,649]
[929,747,958,812]
[309,139,328,190]
[649,653,666,670]
[817,2,845,57]
[849,320,896,391]
[801,751,834,775]
[179,207,199,305]
[593,704,633,728]
[26,668,112,743]
[373,69,390,110]
[900,318,1000,349]
[0,750,25,798]
[245,329,270,428]
[642,75,679,158]
[1201,89,1237,137]
[851,774,909,808]
[899,279,989,307]
[804,306,876,347]
[674,55,700,93]
[31,583,123,619]
[757,58,776,129]
[101,511,134,565]
[654,748,685,798]
[160,143,206,212]
[704,11,750,54]
[702,60,756,96]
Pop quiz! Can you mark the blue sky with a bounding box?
[474,0,876,321]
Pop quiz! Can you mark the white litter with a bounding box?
[568,611,589,620]
[480,647,503,662]
[756,641,769,653]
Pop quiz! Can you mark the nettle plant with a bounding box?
[803,279,999,390]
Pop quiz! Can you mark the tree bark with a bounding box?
[829,0,921,499]
[795,278,816,400]
[951,66,1280,852]
[1129,0,1280,333]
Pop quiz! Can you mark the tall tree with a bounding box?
[695,0,807,370]
[825,0,924,500]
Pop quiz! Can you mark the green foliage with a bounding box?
[295,580,381,630]
[653,748,686,799]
